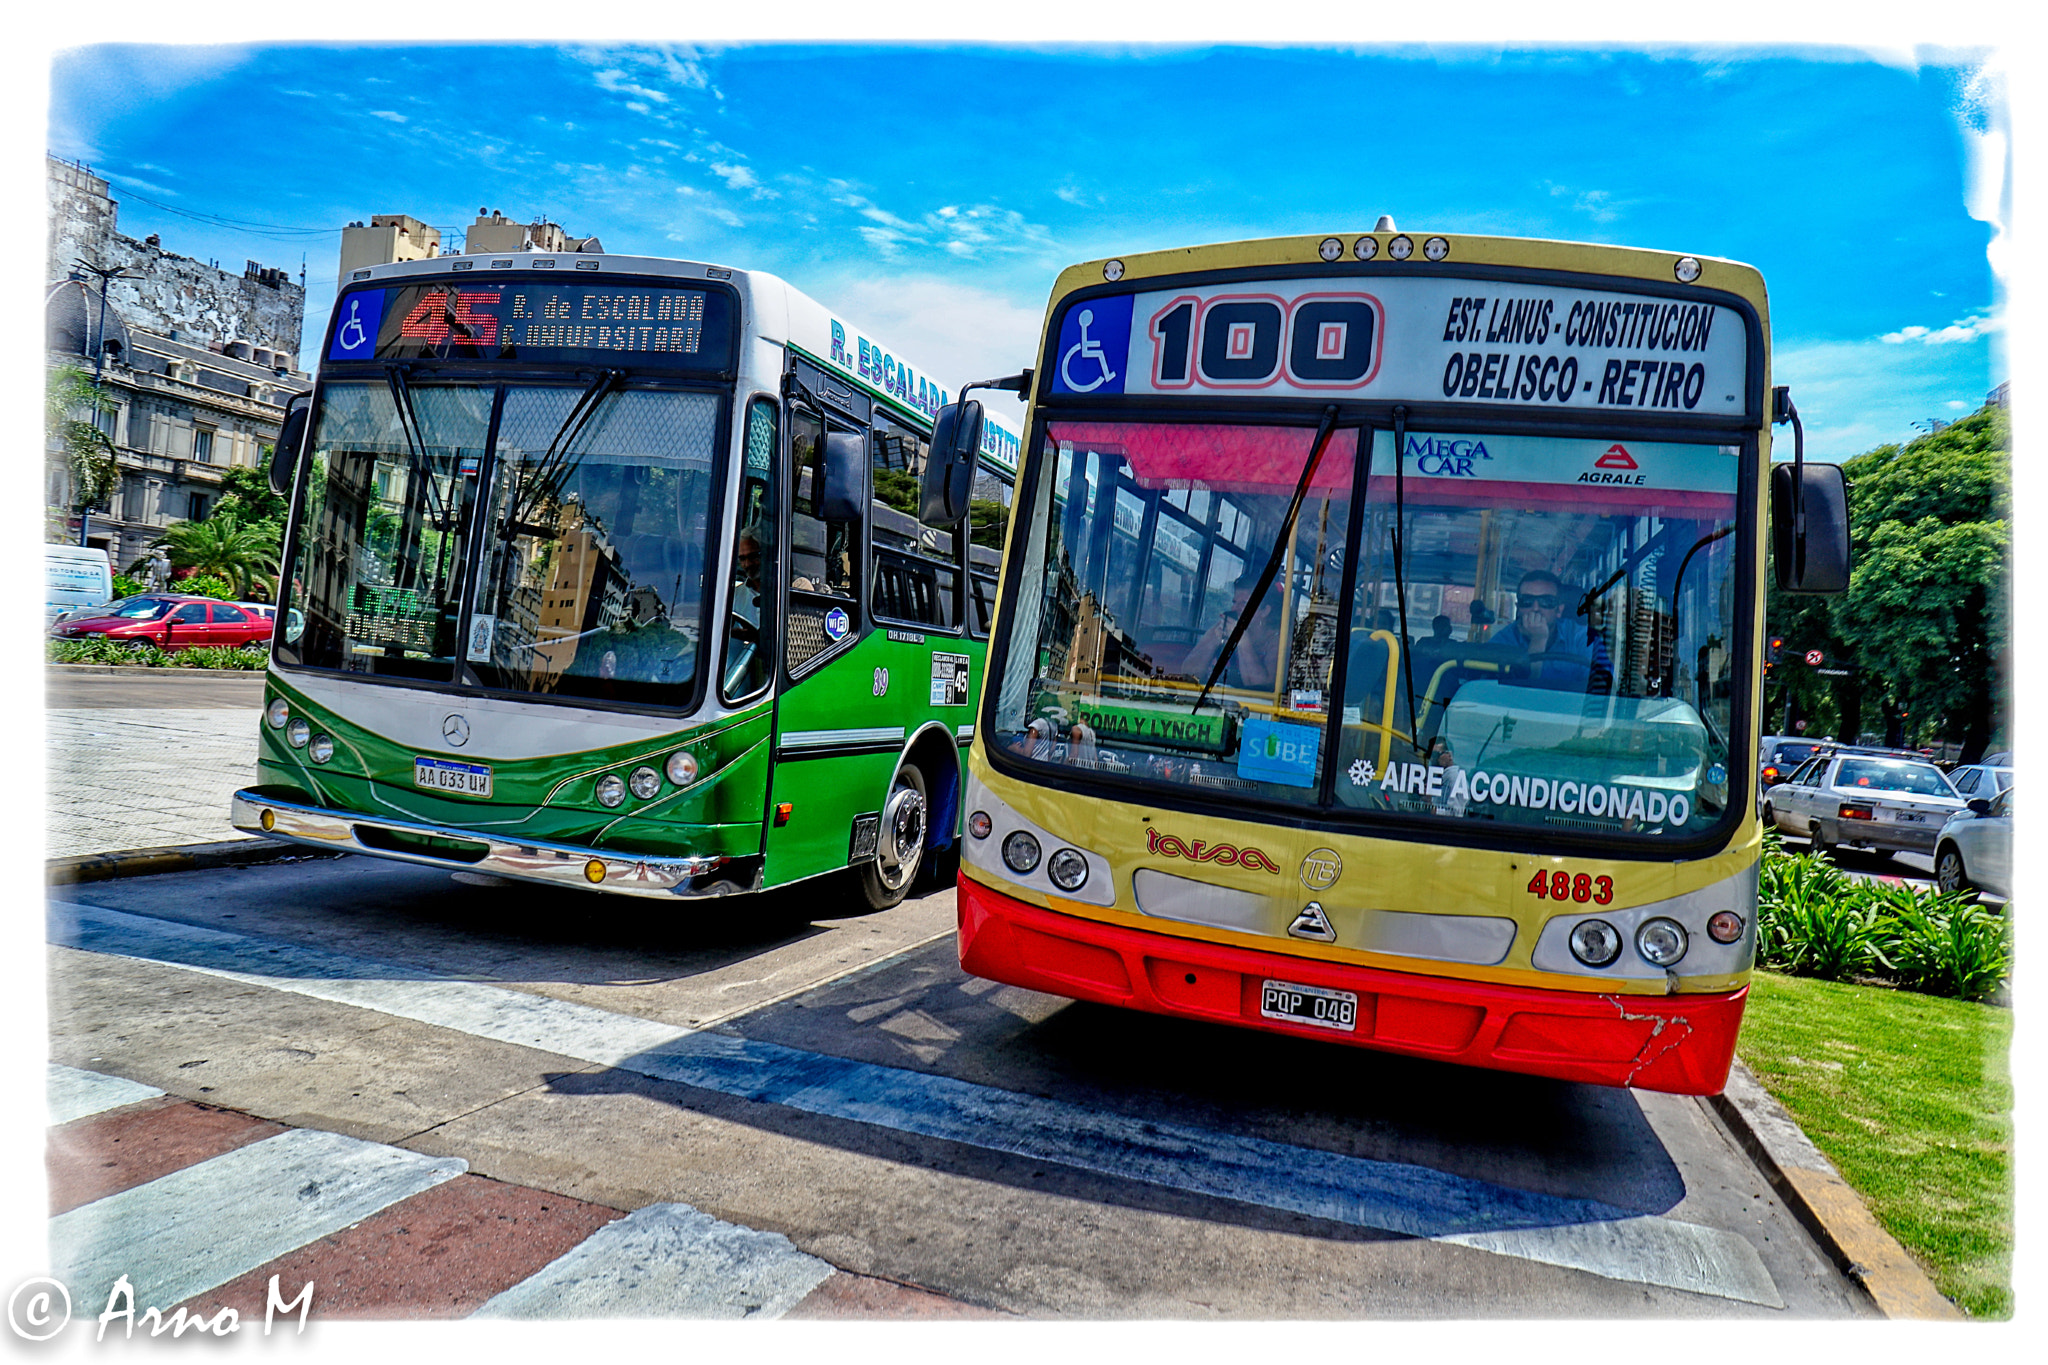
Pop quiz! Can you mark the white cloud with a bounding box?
[1055,185,1092,207]
[1954,53,2010,287]
[794,273,1046,395]
[710,162,771,196]
[1772,333,1999,461]
[1880,311,2003,345]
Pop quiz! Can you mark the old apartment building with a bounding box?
[45,156,312,568]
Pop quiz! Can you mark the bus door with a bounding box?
[762,357,887,887]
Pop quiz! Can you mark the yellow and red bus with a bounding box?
[920,228,1848,1095]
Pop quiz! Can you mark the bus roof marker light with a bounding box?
[1318,237,1344,262]
[1568,919,1623,968]
[1103,260,1125,282]
[1387,235,1414,261]
[1423,236,1450,262]
[575,259,600,270]
[1675,256,1703,283]
[451,260,474,271]
[1353,237,1378,261]
[1636,917,1689,967]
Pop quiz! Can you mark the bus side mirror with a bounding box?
[270,395,312,495]
[820,431,867,522]
[920,400,984,525]
[1771,461,1851,593]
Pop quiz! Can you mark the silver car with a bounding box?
[1944,763,2013,801]
[1934,787,2012,898]
[1763,750,1965,859]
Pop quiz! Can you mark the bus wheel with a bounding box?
[858,765,928,910]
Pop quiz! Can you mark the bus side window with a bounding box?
[722,397,778,702]
[787,407,862,671]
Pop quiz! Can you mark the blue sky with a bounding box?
[44,41,2009,461]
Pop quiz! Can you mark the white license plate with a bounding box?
[1891,811,1927,823]
[415,757,492,798]
[1259,979,1358,1032]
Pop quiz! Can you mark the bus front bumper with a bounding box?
[958,874,1746,1096]
[231,788,734,898]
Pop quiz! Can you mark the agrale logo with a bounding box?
[1146,827,1281,874]
[1594,443,1638,469]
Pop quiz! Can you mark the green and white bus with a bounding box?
[233,252,1020,909]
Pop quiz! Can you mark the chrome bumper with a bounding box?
[230,789,733,898]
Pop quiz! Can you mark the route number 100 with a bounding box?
[1150,291,1383,391]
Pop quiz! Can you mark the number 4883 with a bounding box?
[1527,869,1614,904]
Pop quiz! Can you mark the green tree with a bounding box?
[45,364,120,539]
[155,513,280,600]
[211,445,292,539]
[1766,403,2010,759]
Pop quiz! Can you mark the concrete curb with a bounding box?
[47,839,341,885]
[1710,1058,1962,1319]
[47,663,266,678]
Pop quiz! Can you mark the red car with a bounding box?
[49,594,276,651]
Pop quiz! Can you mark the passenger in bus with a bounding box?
[1489,570,1612,691]
[1184,573,1285,692]
[732,528,763,626]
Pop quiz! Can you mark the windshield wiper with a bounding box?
[1193,406,1341,713]
[1661,524,1736,696]
[500,369,623,538]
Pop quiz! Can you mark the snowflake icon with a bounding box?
[1347,758,1376,787]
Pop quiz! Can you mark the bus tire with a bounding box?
[857,764,928,911]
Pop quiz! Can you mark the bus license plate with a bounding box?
[1259,980,1358,1032]
[415,757,492,798]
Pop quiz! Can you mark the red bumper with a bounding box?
[958,875,1745,1095]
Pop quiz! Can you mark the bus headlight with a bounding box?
[1568,919,1623,968]
[1708,911,1745,944]
[266,698,290,729]
[629,766,661,800]
[596,774,626,808]
[308,734,334,763]
[286,718,311,748]
[968,810,992,839]
[1002,831,1042,874]
[665,750,699,785]
[1047,847,1089,891]
[1636,917,1689,966]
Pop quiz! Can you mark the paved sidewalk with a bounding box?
[47,707,259,859]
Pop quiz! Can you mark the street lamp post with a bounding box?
[71,258,135,548]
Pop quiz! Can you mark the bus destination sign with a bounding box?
[1048,275,1749,416]
[326,280,735,370]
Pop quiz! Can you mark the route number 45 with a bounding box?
[1528,869,1614,904]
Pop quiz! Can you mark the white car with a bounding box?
[1763,749,1965,859]
[1934,787,2012,898]
[1944,763,2013,801]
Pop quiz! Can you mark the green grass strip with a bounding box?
[1739,969,2012,1318]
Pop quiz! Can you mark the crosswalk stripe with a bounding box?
[47,1061,162,1125]
[52,899,1783,1307]
[474,1203,834,1319]
[51,1127,466,1309]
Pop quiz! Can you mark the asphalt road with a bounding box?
[46,855,1875,1321]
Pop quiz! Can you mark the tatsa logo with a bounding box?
[1146,827,1282,874]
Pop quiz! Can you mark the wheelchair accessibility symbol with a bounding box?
[328,289,386,361]
[1052,294,1131,395]
[1061,310,1117,392]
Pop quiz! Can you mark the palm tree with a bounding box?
[155,513,280,599]
[45,364,120,527]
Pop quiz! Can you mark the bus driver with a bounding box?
[1488,569,1612,691]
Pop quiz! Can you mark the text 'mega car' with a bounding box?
[1761,746,1964,860]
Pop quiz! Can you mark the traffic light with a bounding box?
[1768,636,1783,663]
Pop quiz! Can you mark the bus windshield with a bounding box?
[277,379,721,707]
[989,419,1743,842]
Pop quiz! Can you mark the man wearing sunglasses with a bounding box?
[1489,569,1612,691]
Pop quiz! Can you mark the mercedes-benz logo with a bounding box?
[442,714,470,747]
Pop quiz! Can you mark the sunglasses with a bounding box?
[1516,593,1561,610]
